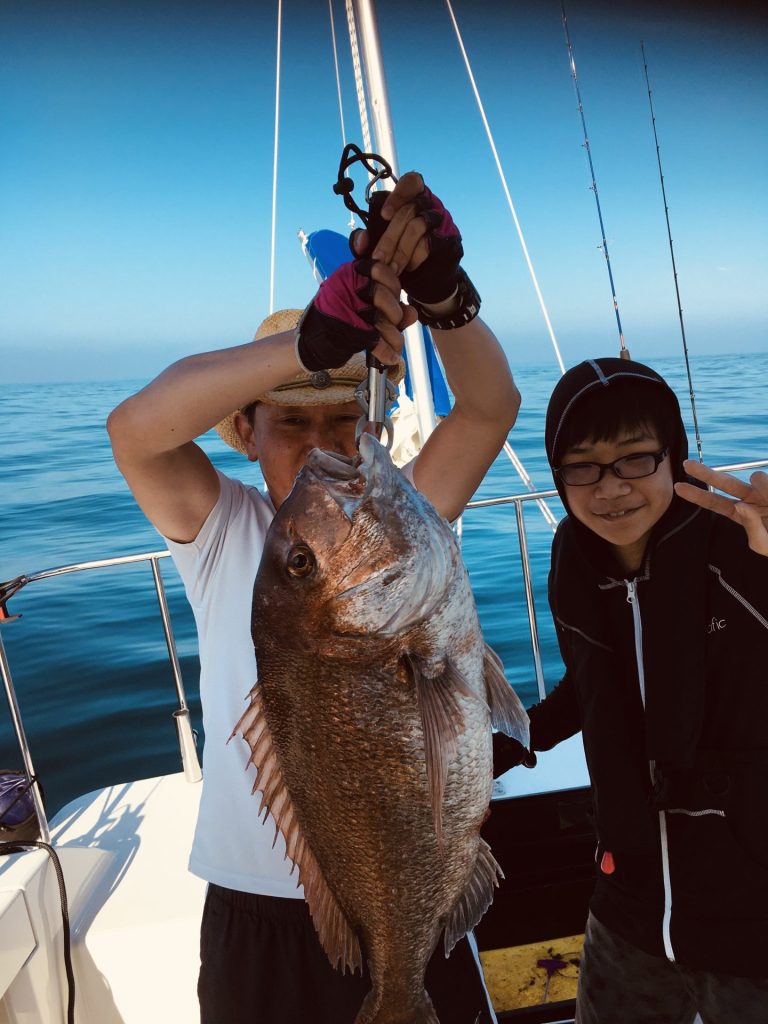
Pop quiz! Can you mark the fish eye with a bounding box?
[286,544,315,579]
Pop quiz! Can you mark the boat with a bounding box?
[0,3,765,1022]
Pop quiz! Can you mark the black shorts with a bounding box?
[198,884,496,1024]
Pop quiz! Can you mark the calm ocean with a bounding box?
[1,353,766,814]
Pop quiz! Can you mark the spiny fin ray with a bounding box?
[443,838,503,956]
[232,684,363,974]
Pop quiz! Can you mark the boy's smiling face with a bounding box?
[559,429,674,574]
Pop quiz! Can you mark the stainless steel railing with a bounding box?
[0,551,202,842]
[1,458,765,842]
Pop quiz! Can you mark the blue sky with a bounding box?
[1,0,766,383]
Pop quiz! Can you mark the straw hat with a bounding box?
[215,308,406,454]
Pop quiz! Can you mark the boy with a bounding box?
[498,356,768,1023]
[108,172,518,1023]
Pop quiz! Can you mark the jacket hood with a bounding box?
[545,357,690,507]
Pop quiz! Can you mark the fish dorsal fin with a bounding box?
[443,837,503,956]
[232,685,363,974]
[483,644,530,747]
[408,655,474,848]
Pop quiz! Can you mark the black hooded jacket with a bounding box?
[530,357,768,976]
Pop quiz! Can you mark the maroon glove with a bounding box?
[297,260,378,371]
[364,182,464,305]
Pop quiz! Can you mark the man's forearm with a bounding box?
[108,330,299,457]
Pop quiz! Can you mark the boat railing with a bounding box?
[0,550,202,843]
[1,458,765,844]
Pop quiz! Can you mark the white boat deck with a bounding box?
[0,773,205,1023]
[0,742,589,1024]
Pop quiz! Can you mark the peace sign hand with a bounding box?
[675,461,768,556]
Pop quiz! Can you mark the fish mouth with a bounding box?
[305,434,392,520]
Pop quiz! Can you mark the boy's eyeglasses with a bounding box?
[554,447,670,487]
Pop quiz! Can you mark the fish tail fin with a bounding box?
[355,989,440,1024]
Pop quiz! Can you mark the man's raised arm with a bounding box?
[108,258,410,542]
[107,332,300,543]
[414,315,520,522]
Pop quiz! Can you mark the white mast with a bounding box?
[351,0,438,443]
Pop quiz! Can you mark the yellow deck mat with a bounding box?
[480,934,584,1012]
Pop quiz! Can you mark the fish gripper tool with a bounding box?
[334,143,400,452]
[354,358,398,451]
[333,143,397,228]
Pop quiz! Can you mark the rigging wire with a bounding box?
[504,443,559,529]
[269,0,284,315]
[560,3,628,358]
[328,0,357,230]
[640,42,704,462]
[328,0,348,147]
[444,0,565,376]
[444,0,560,532]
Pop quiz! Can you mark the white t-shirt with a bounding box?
[165,470,305,897]
[166,461,417,896]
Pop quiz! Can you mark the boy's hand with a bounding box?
[297,260,416,371]
[675,461,768,556]
[492,732,537,776]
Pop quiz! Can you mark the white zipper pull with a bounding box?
[625,579,645,707]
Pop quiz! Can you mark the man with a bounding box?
[108,172,520,1022]
[496,356,768,1023]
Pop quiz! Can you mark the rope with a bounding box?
[0,840,75,1023]
[444,0,566,376]
[345,0,374,161]
[269,0,283,315]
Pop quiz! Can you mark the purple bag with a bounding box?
[0,770,41,843]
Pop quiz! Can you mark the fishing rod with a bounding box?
[561,3,629,359]
[640,42,704,463]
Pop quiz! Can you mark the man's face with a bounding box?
[559,429,674,573]
[235,401,360,509]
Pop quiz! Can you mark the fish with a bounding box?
[233,433,530,1024]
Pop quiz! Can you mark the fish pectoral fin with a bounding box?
[443,838,503,956]
[483,643,530,747]
[408,655,467,847]
[232,685,363,976]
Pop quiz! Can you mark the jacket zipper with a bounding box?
[625,579,676,963]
